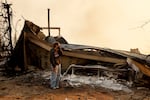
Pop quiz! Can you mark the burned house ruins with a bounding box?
[3,20,150,87]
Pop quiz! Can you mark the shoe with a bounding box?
[51,87,56,90]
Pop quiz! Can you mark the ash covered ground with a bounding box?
[0,69,150,100]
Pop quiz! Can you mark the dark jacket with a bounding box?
[50,48,62,68]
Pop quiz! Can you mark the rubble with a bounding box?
[62,74,132,92]
[61,64,132,92]
[3,20,150,88]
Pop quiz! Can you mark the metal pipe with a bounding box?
[40,27,61,36]
[48,8,50,36]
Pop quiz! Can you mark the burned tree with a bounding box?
[0,1,13,56]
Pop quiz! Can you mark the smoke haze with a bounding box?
[6,0,150,54]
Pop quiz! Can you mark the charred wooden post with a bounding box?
[6,3,13,53]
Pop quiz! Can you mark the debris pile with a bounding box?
[62,74,132,92]
[5,20,150,88]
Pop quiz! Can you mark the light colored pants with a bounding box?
[50,64,61,88]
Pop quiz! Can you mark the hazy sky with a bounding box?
[3,0,150,54]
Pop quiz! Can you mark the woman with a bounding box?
[50,42,62,89]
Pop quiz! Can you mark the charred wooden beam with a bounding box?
[127,58,150,77]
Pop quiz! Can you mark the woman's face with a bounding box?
[54,45,59,51]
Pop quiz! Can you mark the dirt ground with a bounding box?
[0,70,150,100]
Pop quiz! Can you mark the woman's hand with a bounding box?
[53,66,58,73]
